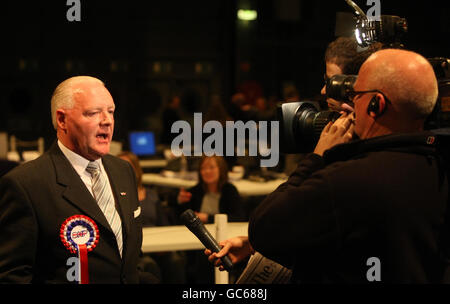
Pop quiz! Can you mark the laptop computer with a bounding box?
[129,131,157,158]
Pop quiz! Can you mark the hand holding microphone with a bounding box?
[180,209,233,271]
[205,236,254,271]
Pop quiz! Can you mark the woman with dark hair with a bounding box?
[173,155,245,283]
[175,155,245,224]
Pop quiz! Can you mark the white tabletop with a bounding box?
[141,173,286,196]
[142,222,249,253]
[139,159,168,168]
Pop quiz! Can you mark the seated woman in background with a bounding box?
[175,155,245,224]
[172,155,245,283]
[118,151,186,284]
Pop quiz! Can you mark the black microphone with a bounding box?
[180,209,233,271]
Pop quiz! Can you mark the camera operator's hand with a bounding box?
[327,100,354,113]
[204,236,254,271]
[313,112,355,157]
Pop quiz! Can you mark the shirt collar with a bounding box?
[57,140,103,176]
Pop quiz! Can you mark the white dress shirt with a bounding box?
[57,140,114,199]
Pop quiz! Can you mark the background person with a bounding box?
[171,155,245,283]
[321,37,383,112]
[174,155,245,224]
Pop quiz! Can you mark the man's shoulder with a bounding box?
[325,149,406,169]
[102,154,135,182]
[103,153,125,163]
[322,149,425,186]
[102,154,131,169]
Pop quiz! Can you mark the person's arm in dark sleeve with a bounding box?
[221,184,245,222]
[0,175,38,283]
[248,153,341,268]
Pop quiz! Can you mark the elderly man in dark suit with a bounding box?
[0,76,149,283]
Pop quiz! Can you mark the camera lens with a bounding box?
[278,101,342,153]
[326,75,357,102]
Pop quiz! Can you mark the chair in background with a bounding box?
[8,135,44,162]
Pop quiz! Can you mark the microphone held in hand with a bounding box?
[180,209,233,271]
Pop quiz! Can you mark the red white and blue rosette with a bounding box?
[60,215,99,284]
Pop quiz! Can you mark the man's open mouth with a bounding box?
[96,133,109,140]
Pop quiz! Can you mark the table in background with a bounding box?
[142,173,286,196]
[139,159,168,169]
[142,222,249,253]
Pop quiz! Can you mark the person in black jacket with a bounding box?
[207,49,450,283]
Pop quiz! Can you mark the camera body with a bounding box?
[277,1,449,154]
[345,0,408,48]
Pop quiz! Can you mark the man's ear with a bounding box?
[376,94,387,116]
[367,94,387,117]
[56,109,67,131]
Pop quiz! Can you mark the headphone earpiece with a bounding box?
[367,95,380,115]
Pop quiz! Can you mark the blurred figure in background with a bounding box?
[118,151,186,284]
[174,155,245,224]
[171,155,245,283]
[161,95,182,145]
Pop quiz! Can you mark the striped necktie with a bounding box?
[86,161,123,257]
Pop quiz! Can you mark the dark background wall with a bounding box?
[1,0,449,149]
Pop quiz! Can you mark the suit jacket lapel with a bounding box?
[49,143,113,234]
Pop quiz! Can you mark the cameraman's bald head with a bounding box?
[361,49,438,119]
[354,49,438,139]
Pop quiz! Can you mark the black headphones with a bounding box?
[367,95,385,116]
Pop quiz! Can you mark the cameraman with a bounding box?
[284,37,382,175]
[208,49,449,283]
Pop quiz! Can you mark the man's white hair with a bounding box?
[50,76,104,129]
[364,50,438,119]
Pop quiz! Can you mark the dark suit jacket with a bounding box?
[0,142,144,283]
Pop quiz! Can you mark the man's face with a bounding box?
[60,82,115,160]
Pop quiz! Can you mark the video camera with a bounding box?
[345,0,407,48]
[277,0,449,154]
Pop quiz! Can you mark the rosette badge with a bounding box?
[60,215,99,284]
